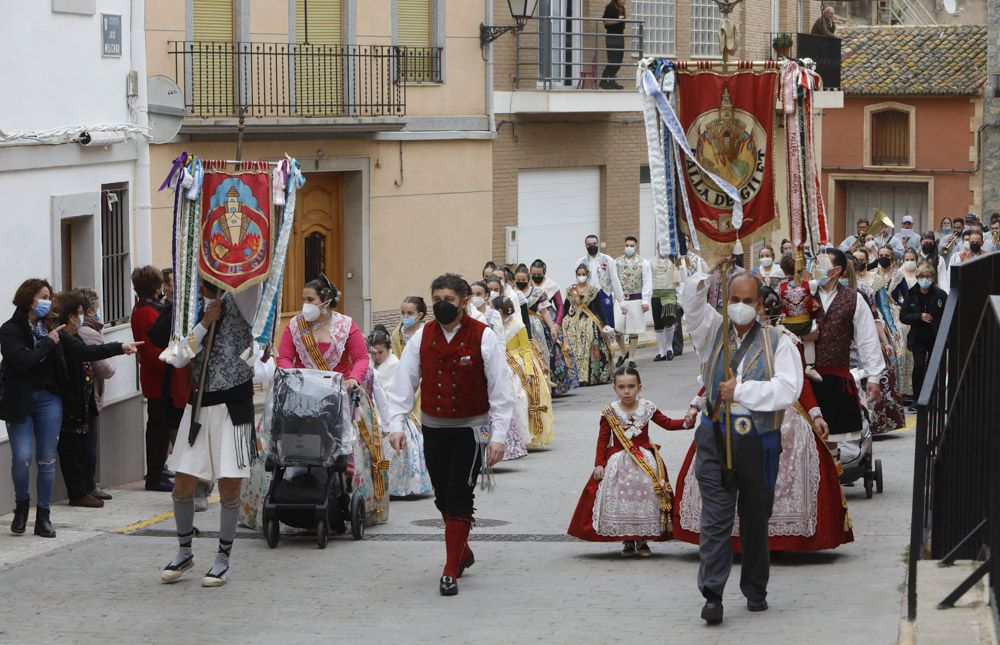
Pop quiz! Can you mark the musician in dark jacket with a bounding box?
[899,264,947,402]
[0,280,138,538]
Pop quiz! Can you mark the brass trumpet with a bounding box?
[941,231,960,254]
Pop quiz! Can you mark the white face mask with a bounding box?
[470,296,486,309]
[302,303,322,322]
[727,302,757,327]
[759,257,773,268]
[93,308,102,323]
[576,275,589,284]
[902,260,917,272]
[489,290,499,300]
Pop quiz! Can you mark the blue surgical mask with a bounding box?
[942,225,952,234]
[32,299,51,318]
[400,316,417,330]
[918,278,933,290]
[813,267,830,287]
[839,278,850,287]
[624,247,636,257]
[94,308,102,323]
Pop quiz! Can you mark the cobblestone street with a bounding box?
[0,346,914,644]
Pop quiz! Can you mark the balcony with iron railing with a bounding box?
[169,41,443,134]
[495,15,645,114]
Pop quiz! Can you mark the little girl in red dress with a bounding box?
[567,364,689,557]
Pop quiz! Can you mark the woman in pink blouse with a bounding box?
[276,277,371,392]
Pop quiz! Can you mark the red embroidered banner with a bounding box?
[199,166,272,293]
[677,69,779,244]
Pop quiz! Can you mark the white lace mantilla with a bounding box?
[609,399,657,442]
[679,409,820,537]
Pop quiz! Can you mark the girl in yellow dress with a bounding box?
[498,296,554,449]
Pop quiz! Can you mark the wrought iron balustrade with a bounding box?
[170,41,416,118]
[512,16,644,89]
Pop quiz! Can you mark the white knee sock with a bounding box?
[655,329,668,356]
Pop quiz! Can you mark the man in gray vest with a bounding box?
[160,281,260,588]
[680,267,803,625]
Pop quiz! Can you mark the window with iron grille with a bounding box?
[101,184,131,326]
[395,0,443,83]
[870,109,911,166]
[633,0,675,56]
[691,0,721,57]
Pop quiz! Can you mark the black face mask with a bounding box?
[433,300,460,325]
[531,275,544,284]
[586,244,599,256]
[515,281,529,290]
[970,242,983,253]
[878,257,892,268]
[921,244,935,255]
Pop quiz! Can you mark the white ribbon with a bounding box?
[639,66,744,243]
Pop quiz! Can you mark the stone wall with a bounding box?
[982,0,1000,216]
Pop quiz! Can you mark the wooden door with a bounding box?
[279,172,344,337]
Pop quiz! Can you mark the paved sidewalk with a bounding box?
[0,344,918,644]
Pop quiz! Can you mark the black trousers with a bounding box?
[602,34,624,80]
[85,415,100,486]
[58,430,95,500]
[650,295,677,331]
[672,305,685,355]
[422,426,482,517]
[145,398,170,484]
[911,342,932,400]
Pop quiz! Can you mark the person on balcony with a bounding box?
[600,0,627,90]
[811,7,837,37]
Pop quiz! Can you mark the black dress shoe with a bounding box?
[145,479,174,492]
[653,354,666,362]
[458,549,475,578]
[666,349,674,361]
[701,599,723,625]
[610,81,625,90]
[747,598,768,612]
[439,576,458,596]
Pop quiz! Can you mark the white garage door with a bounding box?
[845,182,929,231]
[517,167,601,288]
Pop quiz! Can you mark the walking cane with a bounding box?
[719,259,737,489]
[187,319,218,447]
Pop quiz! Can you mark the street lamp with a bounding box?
[480,0,539,48]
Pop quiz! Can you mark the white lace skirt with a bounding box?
[592,448,661,537]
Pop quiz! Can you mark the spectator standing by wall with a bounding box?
[130,266,173,492]
[600,0,627,89]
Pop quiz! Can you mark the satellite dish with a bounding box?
[147,75,185,144]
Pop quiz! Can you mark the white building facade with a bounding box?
[0,0,153,503]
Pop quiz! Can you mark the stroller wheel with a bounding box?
[351,495,365,540]
[864,474,874,499]
[316,519,329,549]
[875,459,884,494]
[264,518,280,548]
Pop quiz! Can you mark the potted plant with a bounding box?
[772,33,793,58]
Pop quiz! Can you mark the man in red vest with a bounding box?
[387,273,514,596]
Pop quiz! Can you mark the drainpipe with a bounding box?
[131,0,153,265]
[486,0,496,134]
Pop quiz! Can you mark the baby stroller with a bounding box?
[260,368,364,549]
[836,369,884,499]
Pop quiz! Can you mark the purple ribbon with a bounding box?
[158,152,188,192]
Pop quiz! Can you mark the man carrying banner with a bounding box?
[681,265,803,625]
[160,281,260,588]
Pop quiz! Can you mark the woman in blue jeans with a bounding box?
[0,279,138,537]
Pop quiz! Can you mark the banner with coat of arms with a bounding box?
[199,162,272,293]
[677,69,779,245]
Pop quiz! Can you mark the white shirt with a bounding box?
[816,285,886,379]
[376,353,400,389]
[680,272,803,415]
[385,321,514,443]
[166,286,260,368]
[575,252,625,302]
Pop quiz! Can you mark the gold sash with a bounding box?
[507,352,548,439]
[577,302,615,362]
[296,316,331,370]
[602,405,673,534]
[355,392,390,512]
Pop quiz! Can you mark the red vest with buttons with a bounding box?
[419,316,490,419]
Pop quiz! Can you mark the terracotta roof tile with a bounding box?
[840,25,986,96]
